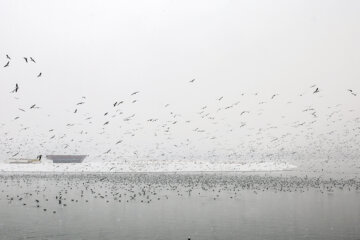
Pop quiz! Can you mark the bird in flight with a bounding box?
[24,57,28,63]
[348,89,357,96]
[30,57,36,63]
[131,91,139,95]
[30,104,37,109]
[37,72,42,78]
[11,84,19,93]
[189,79,195,83]
[313,88,319,94]
[6,54,11,60]
[3,61,9,67]
[218,96,223,101]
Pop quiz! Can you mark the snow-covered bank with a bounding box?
[0,160,296,173]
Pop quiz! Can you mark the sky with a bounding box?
[0,0,360,168]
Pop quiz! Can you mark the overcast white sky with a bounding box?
[1,0,360,167]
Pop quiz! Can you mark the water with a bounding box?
[0,173,359,240]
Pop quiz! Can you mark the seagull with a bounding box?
[11,84,19,93]
[30,57,36,63]
[240,111,250,115]
[37,72,42,78]
[348,89,357,96]
[3,61,9,67]
[189,79,195,83]
[313,88,319,94]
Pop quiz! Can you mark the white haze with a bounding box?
[0,0,360,170]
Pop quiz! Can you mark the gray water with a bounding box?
[0,173,359,240]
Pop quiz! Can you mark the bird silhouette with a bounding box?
[11,84,19,93]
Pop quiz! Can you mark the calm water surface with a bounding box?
[0,173,359,240]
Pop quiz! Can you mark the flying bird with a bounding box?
[37,72,42,78]
[348,89,357,96]
[189,79,195,83]
[30,57,36,63]
[24,57,28,63]
[313,88,319,94]
[11,84,19,93]
[131,91,139,95]
[6,54,11,60]
[3,61,9,67]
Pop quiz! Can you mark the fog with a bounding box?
[1,0,360,169]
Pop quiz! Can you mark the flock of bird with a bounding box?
[0,53,360,172]
[1,173,359,213]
